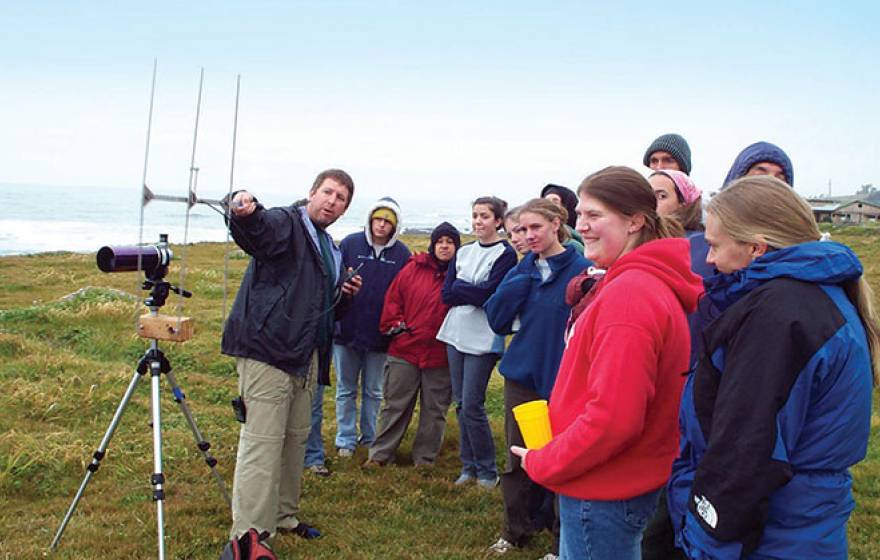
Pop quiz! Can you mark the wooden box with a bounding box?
[137,314,194,342]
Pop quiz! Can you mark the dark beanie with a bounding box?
[429,221,461,259]
[540,184,578,228]
[643,133,692,175]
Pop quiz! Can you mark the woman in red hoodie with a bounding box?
[512,167,703,560]
[365,222,461,466]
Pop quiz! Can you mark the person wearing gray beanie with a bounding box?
[643,133,692,175]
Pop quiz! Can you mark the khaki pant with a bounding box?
[368,355,451,465]
[230,356,315,538]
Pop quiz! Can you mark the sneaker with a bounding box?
[278,521,321,539]
[537,554,559,560]
[477,476,500,489]
[307,464,331,477]
[453,472,476,486]
[337,448,354,458]
[488,537,516,554]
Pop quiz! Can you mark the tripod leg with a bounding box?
[165,369,231,506]
[50,369,143,550]
[149,353,167,560]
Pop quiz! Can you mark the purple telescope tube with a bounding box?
[96,243,172,274]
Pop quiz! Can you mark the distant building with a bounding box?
[807,196,880,224]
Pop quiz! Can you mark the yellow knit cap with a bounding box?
[371,207,397,229]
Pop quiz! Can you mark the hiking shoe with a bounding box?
[362,459,385,468]
[453,473,476,486]
[488,537,516,554]
[477,476,500,489]
[337,448,354,458]
[308,464,331,477]
[278,522,321,539]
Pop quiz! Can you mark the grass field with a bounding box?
[0,230,878,559]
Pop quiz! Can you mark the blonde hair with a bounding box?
[709,175,880,383]
[518,198,571,243]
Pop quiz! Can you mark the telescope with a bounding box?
[52,234,229,558]
[95,233,190,320]
[96,233,172,278]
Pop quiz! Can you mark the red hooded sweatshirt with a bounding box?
[525,238,703,500]
[379,252,450,369]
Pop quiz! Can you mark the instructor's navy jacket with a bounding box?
[222,201,344,385]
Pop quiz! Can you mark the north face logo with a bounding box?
[694,494,718,529]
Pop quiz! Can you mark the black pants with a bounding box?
[500,379,559,552]
[641,488,687,560]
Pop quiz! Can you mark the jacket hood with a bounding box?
[605,238,703,313]
[412,251,433,266]
[412,251,448,272]
[704,241,862,312]
[723,141,794,187]
[364,196,403,249]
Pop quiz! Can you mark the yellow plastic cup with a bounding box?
[512,399,552,450]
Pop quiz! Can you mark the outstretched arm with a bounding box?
[226,190,298,261]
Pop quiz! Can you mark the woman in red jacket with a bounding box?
[512,167,703,560]
[365,222,461,466]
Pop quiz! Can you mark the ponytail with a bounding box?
[845,277,880,385]
[578,166,685,248]
[712,176,880,384]
[655,214,685,240]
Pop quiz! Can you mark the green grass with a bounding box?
[0,231,878,559]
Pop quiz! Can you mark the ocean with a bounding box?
[0,183,472,256]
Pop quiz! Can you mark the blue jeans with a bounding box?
[447,346,498,481]
[304,383,326,468]
[558,489,661,560]
[333,344,387,450]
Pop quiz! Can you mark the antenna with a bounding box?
[223,74,242,325]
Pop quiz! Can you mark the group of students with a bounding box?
[238,134,876,560]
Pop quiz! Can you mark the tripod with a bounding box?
[50,273,230,559]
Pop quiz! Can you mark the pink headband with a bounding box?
[651,169,701,206]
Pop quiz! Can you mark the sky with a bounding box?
[1,1,877,214]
